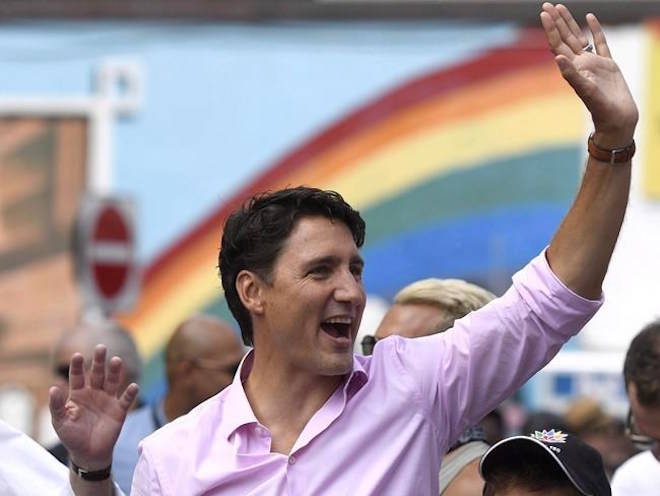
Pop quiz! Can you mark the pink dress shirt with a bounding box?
[131,251,602,496]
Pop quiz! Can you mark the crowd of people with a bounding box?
[1,3,658,496]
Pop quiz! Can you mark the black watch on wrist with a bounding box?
[70,460,112,481]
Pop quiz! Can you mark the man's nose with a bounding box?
[334,270,365,304]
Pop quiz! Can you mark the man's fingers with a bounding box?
[69,353,85,390]
[556,4,589,49]
[90,344,107,389]
[542,3,584,54]
[48,386,67,422]
[540,10,573,60]
[105,356,123,397]
[555,55,577,81]
[118,383,140,412]
[587,13,612,58]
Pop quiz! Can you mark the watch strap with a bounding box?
[588,132,635,164]
[70,460,112,481]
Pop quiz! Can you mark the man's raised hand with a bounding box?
[540,2,638,148]
[49,344,139,471]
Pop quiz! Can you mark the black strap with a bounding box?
[70,460,112,481]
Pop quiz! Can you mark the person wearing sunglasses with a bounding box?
[365,278,495,356]
[371,277,495,496]
[611,320,660,495]
[47,315,243,495]
[46,319,144,494]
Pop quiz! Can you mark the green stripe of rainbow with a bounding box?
[119,31,584,373]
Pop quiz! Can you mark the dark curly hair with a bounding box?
[218,186,365,346]
[623,319,660,407]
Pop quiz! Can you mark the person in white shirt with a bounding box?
[0,418,126,496]
[611,320,660,495]
[0,418,69,495]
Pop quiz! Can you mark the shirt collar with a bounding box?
[220,350,260,440]
[346,354,368,398]
[220,349,369,440]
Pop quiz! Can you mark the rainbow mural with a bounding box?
[118,30,586,399]
[645,20,660,198]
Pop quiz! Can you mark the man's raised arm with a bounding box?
[49,345,138,496]
[541,3,638,299]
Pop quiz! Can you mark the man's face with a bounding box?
[374,302,454,340]
[256,216,365,376]
[628,383,660,461]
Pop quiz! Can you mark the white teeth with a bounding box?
[323,317,352,325]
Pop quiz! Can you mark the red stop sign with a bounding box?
[89,204,134,299]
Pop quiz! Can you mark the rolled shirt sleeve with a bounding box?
[387,249,603,450]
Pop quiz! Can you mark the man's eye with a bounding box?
[351,266,364,279]
[309,266,330,276]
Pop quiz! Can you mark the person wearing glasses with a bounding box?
[50,5,639,495]
[364,278,495,355]
[48,315,243,495]
[369,278,495,495]
[46,319,144,494]
[611,320,660,495]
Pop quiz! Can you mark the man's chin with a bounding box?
[318,353,353,376]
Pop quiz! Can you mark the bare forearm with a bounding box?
[539,3,638,299]
[546,136,632,299]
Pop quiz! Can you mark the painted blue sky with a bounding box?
[0,21,517,262]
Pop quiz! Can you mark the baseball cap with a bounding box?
[479,429,611,496]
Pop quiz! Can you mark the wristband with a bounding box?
[70,460,112,481]
[587,132,635,164]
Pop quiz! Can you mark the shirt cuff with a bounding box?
[512,247,603,337]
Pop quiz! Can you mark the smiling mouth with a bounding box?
[320,318,352,340]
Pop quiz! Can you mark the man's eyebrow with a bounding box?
[351,255,365,267]
[302,254,364,268]
[303,255,340,268]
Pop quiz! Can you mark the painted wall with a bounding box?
[0,19,658,420]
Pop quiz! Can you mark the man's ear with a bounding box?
[235,270,265,315]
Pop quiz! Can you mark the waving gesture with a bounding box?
[49,345,139,471]
[540,3,638,148]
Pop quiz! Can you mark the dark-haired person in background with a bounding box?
[50,4,639,495]
[611,320,660,495]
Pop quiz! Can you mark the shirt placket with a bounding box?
[284,377,357,495]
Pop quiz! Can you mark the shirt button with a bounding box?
[288,456,296,465]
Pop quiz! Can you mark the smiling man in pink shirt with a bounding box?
[51,4,638,495]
